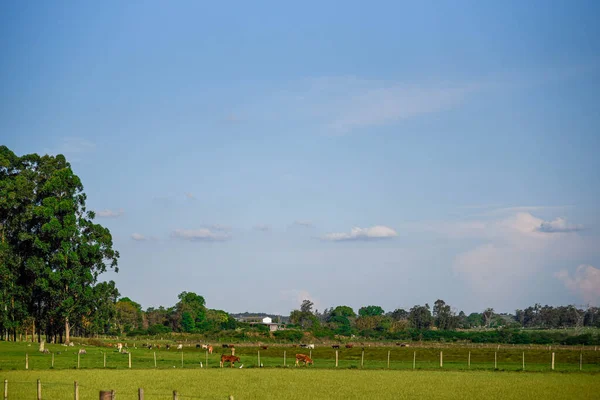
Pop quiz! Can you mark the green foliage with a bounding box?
[273,329,303,342]
[358,305,384,317]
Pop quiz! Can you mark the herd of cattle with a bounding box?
[61,341,407,368]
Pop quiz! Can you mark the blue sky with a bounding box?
[1,1,599,315]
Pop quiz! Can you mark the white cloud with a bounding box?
[96,209,124,218]
[538,217,583,233]
[323,225,398,241]
[254,224,271,232]
[451,212,588,303]
[171,228,230,242]
[555,265,600,305]
[131,233,146,241]
[294,220,314,228]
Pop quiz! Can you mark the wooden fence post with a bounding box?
[361,350,364,368]
[4,379,8,400]
[522,352,525,370]
[181,352,184,368]
[52,353,55,368]
[413,351,416,370]
[494,352,497,369]
[309,350,312,360]
[173,390,178,400]
[99,391,112,400]
[284,351,286,367]
[580,352,582,371]
[468,351,471,368]
[154,352,157,368]
[387,350,390,369]
[440,351,443,368]
[138,388,144,400]
[335,350,338,367]
[37,379,41,400]
[551,352,555,370]
[26,353,29,370]
[74,381,79,400]
[104,352,106,368]
[129,352,132,369]
[78,352,80,369]
[205,350,208,368]
[258,350,261,367]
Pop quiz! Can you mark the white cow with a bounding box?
[177,344,183,350]
[117,343,123,353]
[307,344,315,349]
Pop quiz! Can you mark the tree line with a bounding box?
[1,146,599,345]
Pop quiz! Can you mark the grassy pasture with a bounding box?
[1,341,599,372]
[1,369,599,400]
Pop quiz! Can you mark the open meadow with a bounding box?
[2,369,600,400]
[2,341,600,399]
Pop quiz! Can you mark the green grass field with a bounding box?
[1,341,599,372]
[2,341,600,399]
[2,369,599,399]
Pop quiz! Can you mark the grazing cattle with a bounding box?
[196,344,201,349]
[208,345,213,354]
[261,346,269,350]
[220,355,241,368]
[78,349,87,355]
[68,342,74,347]
[292,345,297,348]
[307,344,315,349]
[332,345,340,349]
[108,343,113,347]
[147,345,152,349]
[295,353,314,366]
[117,343,123,353]
[345,344,353,349]
[229,344,235,349]
[222,344,229,348]
[166,344,171,350]
[201,344,208,350]
[177,344,183,350]
[231,347,236,356]
[156,344,161,349]
[299,344,307,348]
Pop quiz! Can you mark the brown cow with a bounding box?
[345,344,353,348]
[220,355,241,368]
[261,346,268,350]
[229,344,235,348]
[208,345,213,354]
[295,353,314,366]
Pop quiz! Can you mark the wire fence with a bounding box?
[1,345,600,372]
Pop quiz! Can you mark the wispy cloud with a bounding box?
[555,265,600,305]
[323,225,398,241]
[171,228,231,242]
[240,76,479,135]
[294,220,314,228]
[96,209,124,218]
[254,224,271,232]
[537,217,583,233]
[45,137,96,162]
[131,233,146,241]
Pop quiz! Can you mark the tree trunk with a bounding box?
[65,317,71,344]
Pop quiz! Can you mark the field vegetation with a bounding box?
[1,369,599,400]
